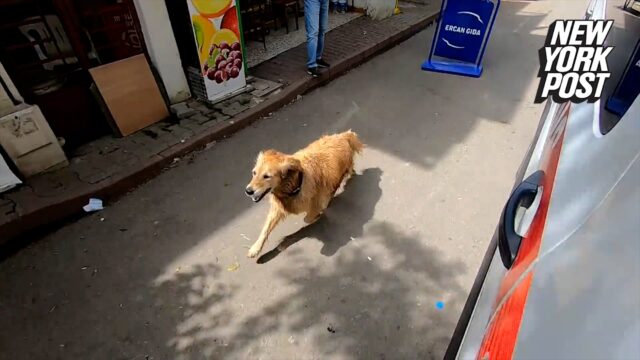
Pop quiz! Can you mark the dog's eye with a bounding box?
[252,171,256,176]
[263,174,271,179]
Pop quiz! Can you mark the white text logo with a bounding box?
[535,20,614,103]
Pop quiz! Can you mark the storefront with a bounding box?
[0,0,197,183]
[242,0,362,68]
[166,0,362,101]
[0,0,147,148]
[0,0,191,150]
[0,0,364,181]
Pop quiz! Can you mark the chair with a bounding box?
[239,0,269,49]
[272,0,300,34]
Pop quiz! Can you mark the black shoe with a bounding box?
[307,67,320,78]
[316,59,330,68]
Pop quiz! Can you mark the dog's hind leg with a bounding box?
[304,210,322,224]
[336,165,355,194]
[305,190,333,224]
[344,166,355,184]
[248,207,285,258]
[304,202,324,224]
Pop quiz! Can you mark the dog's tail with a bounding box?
[343,130,364,154]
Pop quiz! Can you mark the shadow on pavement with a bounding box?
[161,221,467,359]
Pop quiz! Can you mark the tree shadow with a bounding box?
[258,167,383,264]
[151,263,237,356]
[163,221,468,359]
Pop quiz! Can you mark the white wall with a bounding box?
[0,62,23,117]
[133,0,191,104]
[0,82,14,117]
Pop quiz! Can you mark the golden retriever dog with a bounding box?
[245,130,364,258]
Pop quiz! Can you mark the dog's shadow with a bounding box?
[258,167,383,264]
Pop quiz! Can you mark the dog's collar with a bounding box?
[286,171,303,196]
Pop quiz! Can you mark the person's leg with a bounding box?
[304,0,320,68]
[316,0,329,61]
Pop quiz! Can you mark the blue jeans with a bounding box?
[305,0,329,68]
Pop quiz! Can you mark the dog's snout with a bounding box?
[245,187,255,196]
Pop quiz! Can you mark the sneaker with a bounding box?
[307,67,320,78]
[338,3,347,13]
[316,58,330,68]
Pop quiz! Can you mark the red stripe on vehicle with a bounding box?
[476,103,570,360]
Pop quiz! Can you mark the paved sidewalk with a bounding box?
[0,2,440,246]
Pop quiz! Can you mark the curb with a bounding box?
[1,11,439,246]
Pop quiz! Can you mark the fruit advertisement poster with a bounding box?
[188,0,246,102]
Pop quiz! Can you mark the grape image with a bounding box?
[206,68,216,80]
[205,41,243,83]
[215,55,224,67]
[214,70,224,83]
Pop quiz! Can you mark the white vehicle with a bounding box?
[445,0,640,358]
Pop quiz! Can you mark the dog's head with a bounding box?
[245,150,302,202]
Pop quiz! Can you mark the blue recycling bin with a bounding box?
[422,0,500,78]
[606,39,640,117]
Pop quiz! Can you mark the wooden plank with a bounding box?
[89,54,168,136]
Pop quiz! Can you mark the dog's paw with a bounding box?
[247,245,262,258]
[304,214,321,224]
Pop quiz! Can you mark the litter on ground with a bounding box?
[83,198,103,212]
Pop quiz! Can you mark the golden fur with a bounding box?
[245,130,364,258]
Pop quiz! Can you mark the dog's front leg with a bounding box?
[248,208,285,258]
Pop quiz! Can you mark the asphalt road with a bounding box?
[0,1,599,359]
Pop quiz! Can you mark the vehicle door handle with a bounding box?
[498,170,544,269]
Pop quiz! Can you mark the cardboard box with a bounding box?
[0,104,68,177]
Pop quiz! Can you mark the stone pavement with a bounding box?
[0,2,440,246]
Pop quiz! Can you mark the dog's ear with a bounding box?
[281,157,302,179]
[277,157,302,194]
